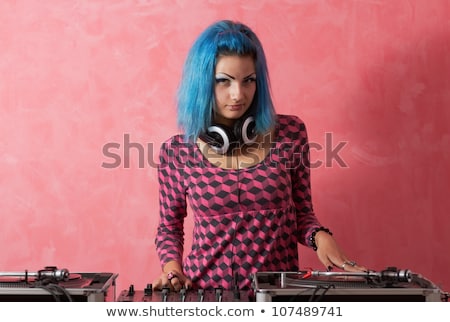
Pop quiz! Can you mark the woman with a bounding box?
[152,20,365,291]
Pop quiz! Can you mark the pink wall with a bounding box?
[1,0,449,295]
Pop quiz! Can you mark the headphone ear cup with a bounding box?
[200,125,235,155]
[234,116,257,144]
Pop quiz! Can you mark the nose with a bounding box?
[230,82,243,101]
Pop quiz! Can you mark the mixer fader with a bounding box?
[118,284,252,302]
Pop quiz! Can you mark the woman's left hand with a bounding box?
[314,231,367,272]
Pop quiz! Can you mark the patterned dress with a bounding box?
[155,114,322,290]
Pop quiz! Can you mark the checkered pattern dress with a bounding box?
[156,114,322,290]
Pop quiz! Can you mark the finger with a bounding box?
[315,251,334,271]
[170,276,182,292]
[155,274,173,290]
[173,275,194,291]
[354,264,369,272]
[151,278,163,290]
[340,260,367,272]
[184,279,193,290]
[322,260,335,271]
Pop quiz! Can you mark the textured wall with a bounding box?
[1,0,449,295]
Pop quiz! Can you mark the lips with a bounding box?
[228,104,244,111]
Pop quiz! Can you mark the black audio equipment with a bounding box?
[250,267,447,302]
[117,285,252,302]
[0,266,118,302]
[118,267,447,302]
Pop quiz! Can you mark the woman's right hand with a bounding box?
[151,261,193,292]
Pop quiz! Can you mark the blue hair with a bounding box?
[176,20,276,141]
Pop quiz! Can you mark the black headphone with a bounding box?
[200,115,257,155]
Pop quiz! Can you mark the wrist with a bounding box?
[162,261,183,274]
[309,226,333,251]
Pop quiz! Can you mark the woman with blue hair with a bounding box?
[153,20,365,292]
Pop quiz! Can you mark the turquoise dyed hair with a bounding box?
[176,20,276,141]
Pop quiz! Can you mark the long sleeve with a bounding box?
[285,116,322,246]
[155,137,188,267]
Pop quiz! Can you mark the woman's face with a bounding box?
[214,55,256,126]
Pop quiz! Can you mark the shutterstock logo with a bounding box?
[101,133,349,169]
[102,134,159,169]
[309,132,348,168]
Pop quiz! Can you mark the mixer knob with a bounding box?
[127,284,135,296]
[180,288,187,302]
[144,284,153,296]
[233,288,241,300]
[215,287,223,302]
[161,287,170,302]
[197,289,205,302]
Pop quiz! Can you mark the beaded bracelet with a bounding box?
[309,227,333,251]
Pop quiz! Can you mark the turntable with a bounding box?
[250,267,446,302]
[0,266,118,302]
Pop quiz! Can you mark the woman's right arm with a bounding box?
[153,138,191,291]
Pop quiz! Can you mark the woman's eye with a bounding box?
[244,77,256,83]
[215,78,229,84]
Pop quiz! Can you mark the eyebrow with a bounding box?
[215,72,256,80]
